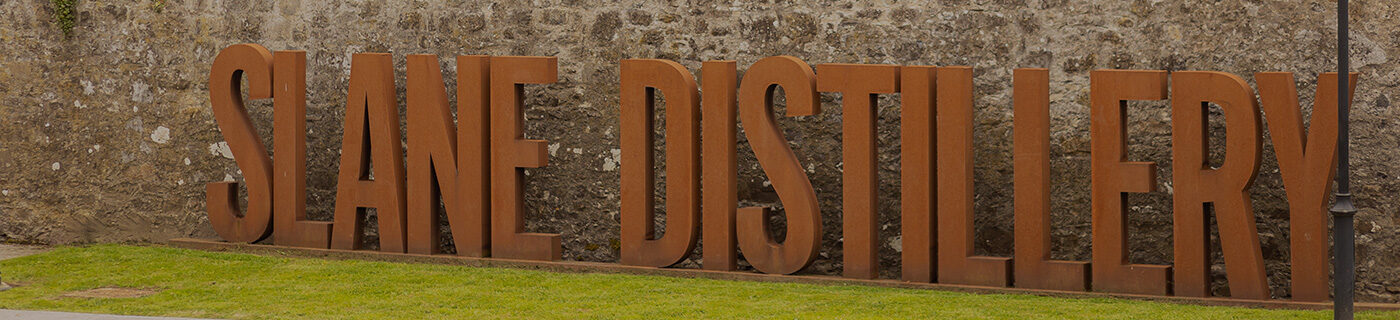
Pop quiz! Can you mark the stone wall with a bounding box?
[1,0,1398,301]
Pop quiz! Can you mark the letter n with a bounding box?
[405,55,493,257]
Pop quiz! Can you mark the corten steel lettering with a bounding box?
[1170,71,1268,299]
[1256,72,1357,302]
[899,66,937,283]
[331,53,410,252]
[205,44,1370,303]
[619,59,702,267]
[1089,70,1170,296]
[936,66,1012,287]
[405,55,493,257]
[206,44,275,243]
[489,56,562,261]
[735,56,823,275]
[701,61,739,271]
[459,56,494,257]
[816,64,900,279]
[1012,68,1090,291]
[272,51,333,248]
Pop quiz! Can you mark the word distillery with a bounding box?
[207,43,1357,302]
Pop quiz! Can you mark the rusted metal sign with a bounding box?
[207,43,1357,303]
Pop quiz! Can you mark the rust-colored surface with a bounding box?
[404,55,492,257]
[271,50,333,249]
[199,48,1372,302]
[701,61,739,271]
[816,63,899,279]
[489,56,562,261]
[457,56,494,257]
[1088,70,1171,296]
[935,66,1011,287]
[405,54,456,255]
[1012,68,1090,291]
[172,238,1400,311]
[1256,72,1357,302]
[1170,71,1267,299]
[330,53,410,253]
[898,66,937,283]
[619,59,702,267]
[735,56,822,275]
[206,43,275,243]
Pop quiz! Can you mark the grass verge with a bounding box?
[0,245,1394,319]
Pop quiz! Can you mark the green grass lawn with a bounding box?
[0,245,1394,319]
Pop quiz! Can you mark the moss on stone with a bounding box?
[50,0,76,38]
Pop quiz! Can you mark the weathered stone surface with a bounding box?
[0,0,1397,302]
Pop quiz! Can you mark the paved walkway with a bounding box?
[0,244,49,260]
[0,310,215,320]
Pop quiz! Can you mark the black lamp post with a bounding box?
[1331,0,1355,318]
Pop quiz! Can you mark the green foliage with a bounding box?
[150,0,166,13]
[0,245,1396,319]
[50,0,76,38]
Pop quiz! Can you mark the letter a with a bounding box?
[331,53,410,253]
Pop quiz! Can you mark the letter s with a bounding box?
[735,56,822,275]
[206,44,275,243]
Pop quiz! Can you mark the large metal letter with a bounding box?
[405,55,492,256]
[1170,71,1268,299]
[405,54,455,255]
[620,59,702,267]
[457,56,493,257]
[272,50,333,248]
[207,44,274,243]
[1013,68,1090,291]
[936,66,1011,287]
[816,63,900,279]
[330,53,409,252]
[1089,70,1170,295]
[900,66,937,283]
[735,56,822,275]
[701,61,739,271]
[1257,72,1356,302]
[489,56,561,261]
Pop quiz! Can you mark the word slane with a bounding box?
[206,43,1357,302]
